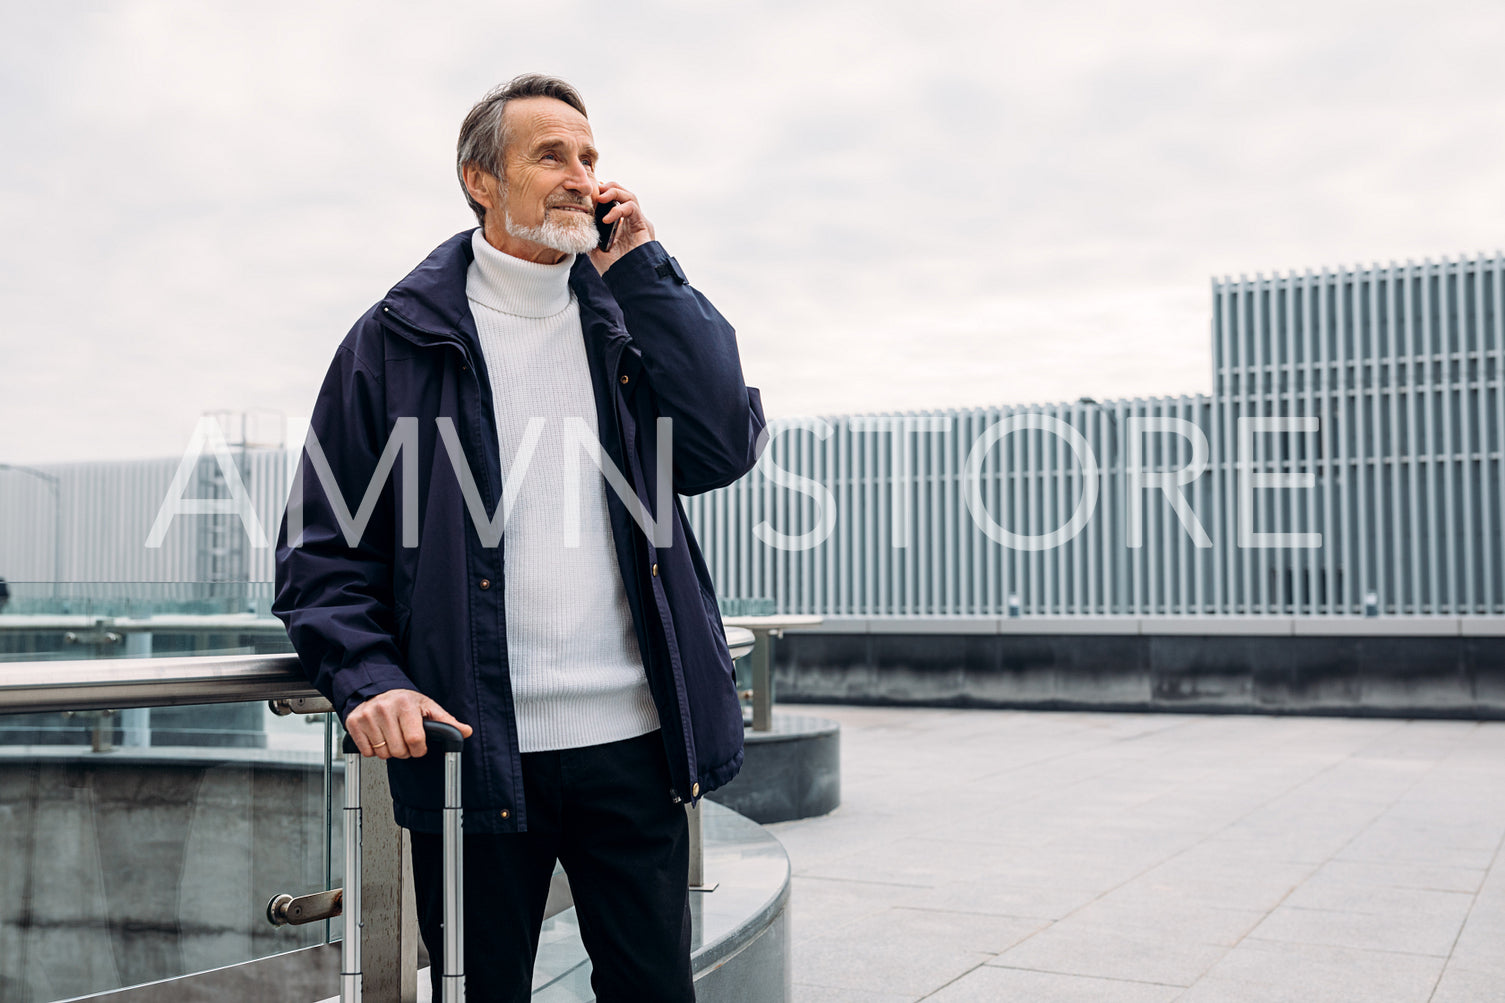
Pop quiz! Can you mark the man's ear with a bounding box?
[462,163,501,213]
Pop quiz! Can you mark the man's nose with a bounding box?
[563,160,592,191]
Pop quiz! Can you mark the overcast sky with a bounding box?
[2,0,1503,466]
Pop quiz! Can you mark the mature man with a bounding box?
[273,73,765,1001]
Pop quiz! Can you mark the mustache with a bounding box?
[547,197,593,211]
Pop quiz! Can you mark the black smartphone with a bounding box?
[594,199,619,252]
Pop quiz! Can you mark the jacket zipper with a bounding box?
[385,303,693,807]
[613,353,700,804]
[380,301,525,824]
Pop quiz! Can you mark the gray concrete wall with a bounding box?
[0,705,267,750]
[773,631,1505,719]
[0,752,333,1003]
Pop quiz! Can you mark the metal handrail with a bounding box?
[1,626,760,1000]
[0,627,759,716]
[0,653,317,714]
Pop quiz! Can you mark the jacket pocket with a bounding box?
[698,583,722,630]
[698,584,737,680]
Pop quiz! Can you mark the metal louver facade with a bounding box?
[684,254,1504,617]
[2,253,1500,618]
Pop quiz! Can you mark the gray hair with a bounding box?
[456,74,590,225]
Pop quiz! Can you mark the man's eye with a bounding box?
[543,152,558,162]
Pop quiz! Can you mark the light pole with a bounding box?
[0,464,63,599]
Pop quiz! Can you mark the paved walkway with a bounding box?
[766,705,1505,1002]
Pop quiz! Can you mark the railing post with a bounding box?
[751,628,775,732]
[686,801,716,892]
[90,710,115,753]
[120,632,151,746]
[342,746,363,1003]
[354,754,419,1001]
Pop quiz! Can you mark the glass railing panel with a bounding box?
[0,698,338,1003]
[0,582,278,620]
[0,581,292,662]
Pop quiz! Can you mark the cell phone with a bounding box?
[594,199,619,252]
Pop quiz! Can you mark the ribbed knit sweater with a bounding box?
[465,229,660,752]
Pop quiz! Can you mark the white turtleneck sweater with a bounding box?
[465,229,660,753]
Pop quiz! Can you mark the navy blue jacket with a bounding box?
[272,232,766,834]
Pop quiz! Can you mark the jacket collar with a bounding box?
[380,229,633,358]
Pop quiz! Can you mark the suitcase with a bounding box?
[342,720,467,1003]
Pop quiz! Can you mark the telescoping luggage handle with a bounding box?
[341,720,466,1003]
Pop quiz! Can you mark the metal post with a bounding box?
[442,744,464,1003]
[359,751,416,1001]
[90,710,115,753]
[751,628,773,732]
[324,712,334,947]
[120,633,152,746]
[339,724,419,1003]
[342,745,362,1003]
[686,801,716,892]
[688,801,703,887]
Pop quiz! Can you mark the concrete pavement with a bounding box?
[767,705,1505,1001]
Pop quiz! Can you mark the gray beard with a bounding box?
[504,205,598,255]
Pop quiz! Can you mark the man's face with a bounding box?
[493,96,600,258]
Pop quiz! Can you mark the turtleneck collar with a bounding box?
[466,228,575,319]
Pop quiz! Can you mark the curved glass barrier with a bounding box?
[0,701,338,1002]
[0,614,338,1003]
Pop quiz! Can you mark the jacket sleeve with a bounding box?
[602,241,767,495]
[272,330,417,719]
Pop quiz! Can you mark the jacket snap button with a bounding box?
[479,578,491,590]
[651,563,658,576]
[500,809,509,819]
[619,374,629,384]
[691,782,700,797]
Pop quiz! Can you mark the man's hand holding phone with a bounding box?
[589,181,655,275]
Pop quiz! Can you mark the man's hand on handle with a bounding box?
[345,689,472,760]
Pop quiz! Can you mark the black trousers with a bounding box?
[410,728,695,1002]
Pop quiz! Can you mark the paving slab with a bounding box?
[1247,902,1467,957]
[767,705,1505,1001]
[989,921,1229,986]
[1174,938,1445,1003]
[787,875,925,943]
[1429,965,1505,1003]
[926,966,1183,1002]
[791,984,917,1002]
